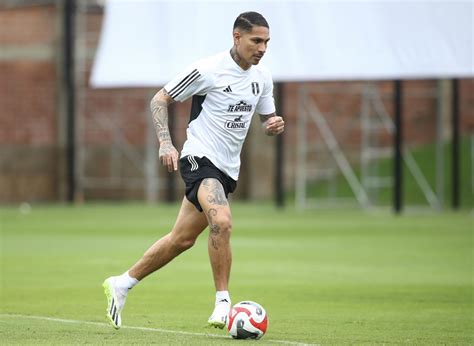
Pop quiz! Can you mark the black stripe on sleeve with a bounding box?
[169,69,198,95]
[169,69,201,99]
[170,72,201,99]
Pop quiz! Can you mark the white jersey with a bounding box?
[164,50,276,180]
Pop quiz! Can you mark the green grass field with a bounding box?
[1,203,472,344]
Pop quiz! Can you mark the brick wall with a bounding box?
[0,5,59,202]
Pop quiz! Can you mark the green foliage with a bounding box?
[1,203,472,344]
[300,137,472,208]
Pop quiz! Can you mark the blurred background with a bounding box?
[1,0,472,212]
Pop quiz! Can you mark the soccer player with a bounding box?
[102,11,284,330]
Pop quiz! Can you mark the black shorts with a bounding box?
[179,155,237,212]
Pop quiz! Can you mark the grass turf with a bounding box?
[0,203,472,344]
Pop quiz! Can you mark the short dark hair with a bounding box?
[233,11,269,32]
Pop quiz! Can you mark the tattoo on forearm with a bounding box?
[202,179,228,206]
[158,129,171,142]
[150,92,171,144]
[207,208,220,250]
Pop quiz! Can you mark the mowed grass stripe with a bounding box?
[0,314,316,345]
[1,203,472,344]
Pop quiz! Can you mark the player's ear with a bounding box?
[233,30,241,45]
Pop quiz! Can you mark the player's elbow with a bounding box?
[150,88,172,110]
[170,234,197,252]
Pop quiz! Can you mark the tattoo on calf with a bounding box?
[207,208,220,250]
[210,237,218,250]
[202,179,228,206]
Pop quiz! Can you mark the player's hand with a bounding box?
[159,142,179,172]
[264,116,285,136]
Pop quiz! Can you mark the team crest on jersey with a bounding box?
[251,82,260,96]
[225,115,248,130]
[227,100,253,113]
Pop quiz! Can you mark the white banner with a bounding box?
[90,0,473,87]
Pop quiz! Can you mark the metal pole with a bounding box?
[451,79,460,209]
[275,82,284,208]
[360,84,371,205]
[64,0,76,202]
[296,86,308,209]
[393,80,403,214]
[435,80,446,211]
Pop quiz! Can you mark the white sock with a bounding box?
[115,271,139,291]
[215,291,231,305]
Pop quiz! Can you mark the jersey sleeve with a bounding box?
[255,70,276,115]
[164,62,212,102]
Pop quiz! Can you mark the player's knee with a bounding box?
[179,238,196,251]
[171,234,196,252]
[212,214,232,239]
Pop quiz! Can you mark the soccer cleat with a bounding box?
[207,300,231,329]
[102,277,128,329]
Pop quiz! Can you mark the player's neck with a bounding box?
[230,47,251,71]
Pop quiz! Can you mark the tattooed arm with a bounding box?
[150,88,179,172]
[259,112,285,136]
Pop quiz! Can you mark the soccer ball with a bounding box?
[227,301,268,340]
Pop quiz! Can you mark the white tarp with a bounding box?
[90,0,473,87]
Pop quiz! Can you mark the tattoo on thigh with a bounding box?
[202,179,228,206]
[207,208,220,250]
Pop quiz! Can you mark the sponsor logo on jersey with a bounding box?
[225,115,248,130]
[227,100,253,113]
